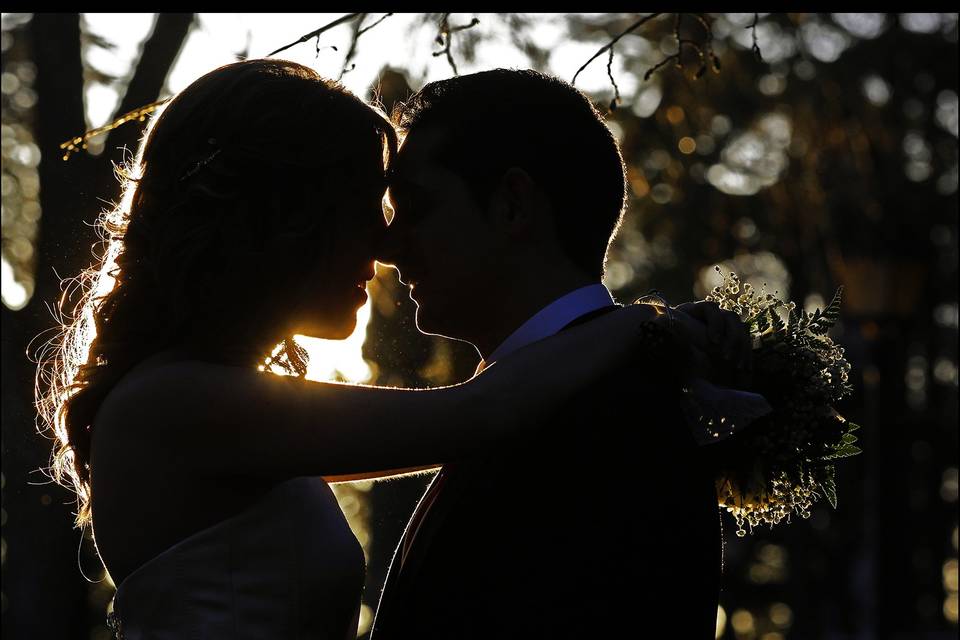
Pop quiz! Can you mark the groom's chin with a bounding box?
[413,305,466,342]
[413,306,435,335]
[413,305,445,338]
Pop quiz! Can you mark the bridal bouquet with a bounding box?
[700,267,861,536]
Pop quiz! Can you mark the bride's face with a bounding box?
[281,154,388,341]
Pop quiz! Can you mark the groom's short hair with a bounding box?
[392,69,627,279]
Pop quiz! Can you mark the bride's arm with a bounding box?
[99,304,673,480]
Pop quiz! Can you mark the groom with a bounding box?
[373,69,742,639]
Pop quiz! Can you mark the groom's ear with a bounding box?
[489,167,539,238]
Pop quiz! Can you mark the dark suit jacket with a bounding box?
[372,312,722,639]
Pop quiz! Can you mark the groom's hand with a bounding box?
[672,301,753,387]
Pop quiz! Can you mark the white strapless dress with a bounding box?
[107,477,365,640]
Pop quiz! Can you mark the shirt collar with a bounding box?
[482,283,615,369]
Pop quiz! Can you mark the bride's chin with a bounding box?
[292,316,357,341]
[327,321,357,340]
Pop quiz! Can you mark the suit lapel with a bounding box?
[558,303,618,331]
[374,464,461,633]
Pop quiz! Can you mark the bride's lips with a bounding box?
[352,283,368,302]
[352,273,372,300]
[350,265,376,302]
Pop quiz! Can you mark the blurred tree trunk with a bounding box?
[2,15,93,640]
[1,13,192,639]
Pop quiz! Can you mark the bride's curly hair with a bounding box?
[35,59,397,527]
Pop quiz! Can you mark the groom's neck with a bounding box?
[470,263,596,361]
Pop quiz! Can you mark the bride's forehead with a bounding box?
[291,167,387,202]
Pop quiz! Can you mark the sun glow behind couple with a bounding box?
[295,277,375,385]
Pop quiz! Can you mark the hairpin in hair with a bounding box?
[179,138,221,182]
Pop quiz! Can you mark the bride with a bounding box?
[35,59,698,639]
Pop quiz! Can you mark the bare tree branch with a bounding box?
[432,13,480,76]
[571,13,662,86]
[748,13,763,61]
[671,14,713,79]
[642,13,721,81]
[673,15,704,75]
[574,13,729,101]
[691,13,722,75]
[338,13,368,80]
[606,47,620,110]
[358,12,393,38]
[643,55,678,81]
[60,98,171,159]
[338,12,394,80]
[265,13,361,58]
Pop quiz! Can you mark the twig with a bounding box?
[606,47,620,110]
[358,12,393,37]
[59,98,171,160]
[571,13,662,86]
[339,13,368,79]
[338,12,394,80]
[265,13,361,58]
[643,14,686,80]
[314,33,337,60]
[691,13,722,74]
[643,56,677,81]
[432,13,480,76]
[748,13,763,61]
[642,13,717,81]
[670,12,710,77]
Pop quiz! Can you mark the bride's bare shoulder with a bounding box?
[89,356,207,479]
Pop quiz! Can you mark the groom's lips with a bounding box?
[405,276,424,297]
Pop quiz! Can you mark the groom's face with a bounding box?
[381,125,505,340]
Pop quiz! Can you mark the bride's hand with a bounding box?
[672,301,752,386]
